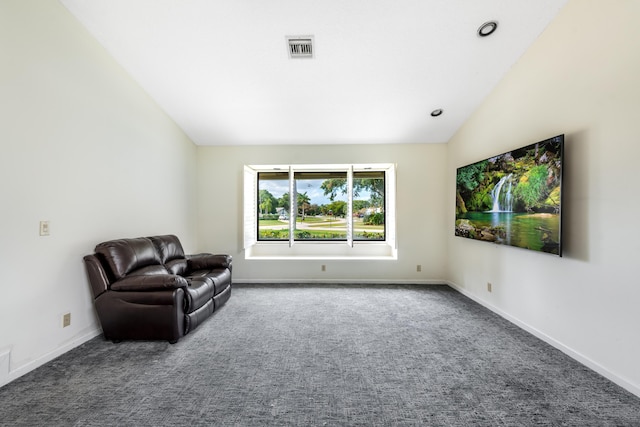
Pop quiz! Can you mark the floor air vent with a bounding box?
[287,36,314,59]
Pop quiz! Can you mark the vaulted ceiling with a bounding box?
[60,0,567,146]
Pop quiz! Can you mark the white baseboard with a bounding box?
[0,328,102,389]
[234,279,448,285]
[446,280,640,399]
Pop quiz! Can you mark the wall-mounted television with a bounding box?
[455,134,564,256]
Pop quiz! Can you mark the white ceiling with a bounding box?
[59,0,567,146]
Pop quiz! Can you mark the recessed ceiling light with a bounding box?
[430,109,443,117]
[478,21,498,37]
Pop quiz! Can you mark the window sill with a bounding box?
[245,242,397,260]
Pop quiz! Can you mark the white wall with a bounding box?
[197,143,448,283]
[446,0,640,395]
[0,1,198,386]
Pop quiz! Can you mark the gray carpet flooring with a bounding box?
[0,284,638,426]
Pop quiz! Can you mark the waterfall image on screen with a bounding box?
[455,135,564,256]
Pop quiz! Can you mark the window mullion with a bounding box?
[347,166,353,247]
[289,166,295,247]
[386,165,397,250]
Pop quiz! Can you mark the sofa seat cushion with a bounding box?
[111,274,188,292]
[183,278,215,314]
[128,264,171,277]
[186,268,231,296]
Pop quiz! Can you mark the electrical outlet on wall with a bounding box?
[62,313,71,328]
[39,221,50,236]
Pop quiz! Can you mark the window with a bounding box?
[244,164,396,259]
[257,171,290,241]
[352,170,385,241]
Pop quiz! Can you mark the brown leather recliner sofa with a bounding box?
[83,234,232,343]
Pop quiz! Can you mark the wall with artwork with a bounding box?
[446,0,640,395]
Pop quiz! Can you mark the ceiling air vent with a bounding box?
[287,36,314,59]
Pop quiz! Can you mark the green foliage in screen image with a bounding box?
[456,160,488,192]
[545,186,561,206]
[467,188,493,212]
[513,165,549,210]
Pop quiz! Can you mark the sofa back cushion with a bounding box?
[149,235,187,275]
[165,259,188,275]
[95,237,165,280]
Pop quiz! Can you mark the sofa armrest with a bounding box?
[187,254,232,271]
[110,274,188,292]
[83,254,111,299]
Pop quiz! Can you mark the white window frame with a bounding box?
[244,163,397,260]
